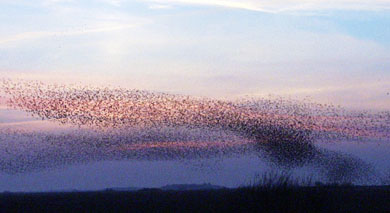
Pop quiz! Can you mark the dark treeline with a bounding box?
[1,186,390,212]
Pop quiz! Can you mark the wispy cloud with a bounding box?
[147,0,390,12]
[0,121,43,127]
[148,0,276,12]
[0,23,141,45]
[148,4,173,9]
[98,0,124,6]
[275,81,390,95]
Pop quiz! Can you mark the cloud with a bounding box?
[148,4,173,9]
[0,121,43,127]
[147,0,390,12]
[99,0,124,6]
[0,23,140,45]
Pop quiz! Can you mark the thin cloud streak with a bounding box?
[148,0,390,13]
[149,0,276,12]
[0,23,141,45]
[275,81,390,96]
[0,120,44,127]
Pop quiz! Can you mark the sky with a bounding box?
[1,1,390,192]
[1,0,390,110]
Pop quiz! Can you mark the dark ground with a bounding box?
[1,185,390,212]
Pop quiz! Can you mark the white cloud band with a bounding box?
[0,24,139,45]
[147,0,390,12]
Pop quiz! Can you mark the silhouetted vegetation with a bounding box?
[1,178,390,212]
[245,171,314,190]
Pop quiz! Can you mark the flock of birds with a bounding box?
[0,79,389,183]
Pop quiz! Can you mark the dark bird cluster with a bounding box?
[0,79,389,183]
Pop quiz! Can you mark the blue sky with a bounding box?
[1,0,390,109]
